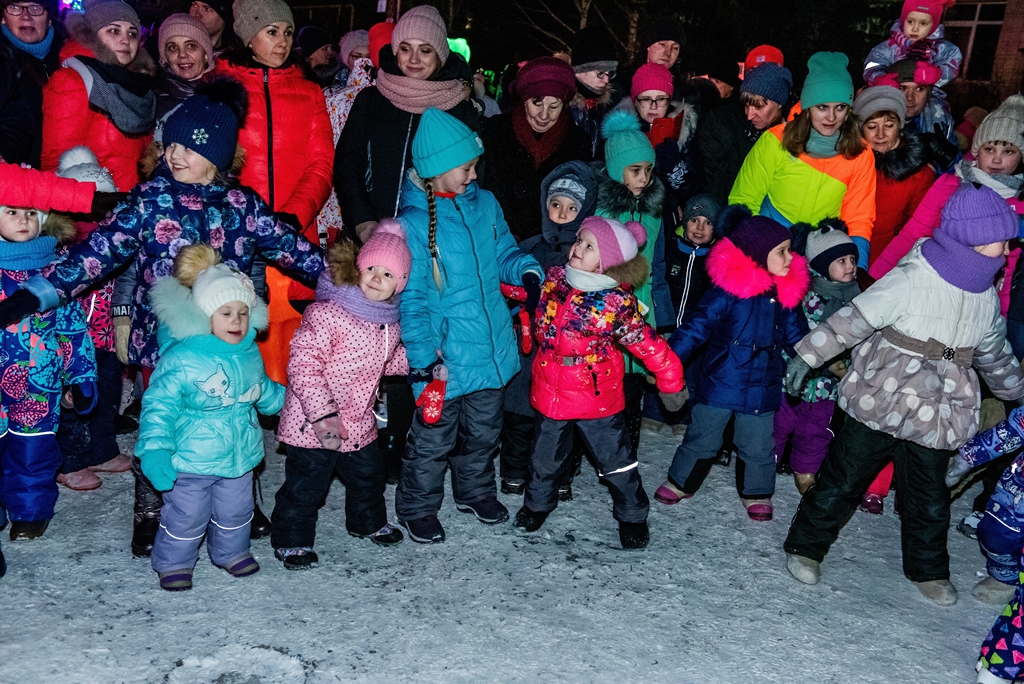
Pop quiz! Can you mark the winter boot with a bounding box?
[275,547,319,570]
[90,454,133,472]
[132,455,163,557]
[793,472,815,495]
[132,513,159,557]
[9,520,49,540]
[158,568,193,591]
[501,478,526,495]
[713,448,734,467]
[513,506,549,532]
[557,484,573,501]
[786,553,820,584]
[350,523,404,547]
[859,492,884,515]
[222,553,260,578]
[619,520,649,550]
[57,469,102,491]
[456,496,509,524]
[972,576,1016,605]
[958,511,983,539]
[742,498,773,521]
[914,579,957,606]
[250,472,272,539]
[654,480,692,505]
[400,515,445,544]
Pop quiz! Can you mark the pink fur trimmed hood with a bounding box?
[706,238,810,309]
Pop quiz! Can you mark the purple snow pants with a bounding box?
[151,471,254,573]
[773,398,836,475]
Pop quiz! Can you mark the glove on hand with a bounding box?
[920,123,958,171]
[660,388,689,413]
[522,272,542,316]
[784,357,812,396]
[89,191,129,219]
[0,288,41,328]
[312,413,347,451]
[945,454,973,489]
[141,451,177,492]
[114,315,131,365]
[71,381,98,415]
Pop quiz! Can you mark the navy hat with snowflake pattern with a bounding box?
[163,93,239,173]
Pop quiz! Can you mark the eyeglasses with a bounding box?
[4,3,46,15]
[636,96,671,107]
[595,70,616,81]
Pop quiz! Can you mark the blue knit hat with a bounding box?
[601,110,655,186]
[163,80,247,172]
[412,108,484,179]
[800,52,854,109]
[740,63,792,106]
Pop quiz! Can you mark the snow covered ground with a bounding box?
[0,426,998,683]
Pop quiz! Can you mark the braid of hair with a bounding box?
[425,177,443,290]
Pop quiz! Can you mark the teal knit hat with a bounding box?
[412,108,484,179]
[800,52,854,109]
[601,110,655,186]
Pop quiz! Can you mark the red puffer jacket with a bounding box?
[41,13,155,191]
[529,266,683,421]
[867,131,934,265]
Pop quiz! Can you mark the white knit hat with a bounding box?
[56,146,118,193]
[972,94,1024,156]
[192,263,257,316]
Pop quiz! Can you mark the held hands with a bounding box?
[89,191,130,219]
[312,414,347,451]
[945,453,973,489]
[141,451,177,492]
[784,357,812,396]
[522,272,542,317]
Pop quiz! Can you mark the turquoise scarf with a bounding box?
[806,129,840,159]
[2,24,53,60]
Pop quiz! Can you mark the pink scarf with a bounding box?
[375,70,467,114]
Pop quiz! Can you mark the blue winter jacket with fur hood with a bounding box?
[135,276,285,479]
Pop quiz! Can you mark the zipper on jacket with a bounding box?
[452,196,503,383]
[263,68,275,210]
[676,249,696,327]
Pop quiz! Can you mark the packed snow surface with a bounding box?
[0,427,996,683]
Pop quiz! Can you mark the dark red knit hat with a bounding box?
[514,56,577,103]
[730,216,791,269]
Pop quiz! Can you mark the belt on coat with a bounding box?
[880,326,975,367]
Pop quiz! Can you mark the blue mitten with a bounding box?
[141,451,178,492]
[71,381,98,416]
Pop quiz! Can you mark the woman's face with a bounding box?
[524,96,563,133]
[808,102,849,137]
[164,35,209,80]
[1,3,49,44]
[98,21,139,65]
[396,39,439,80]
[861,113,901,154]
[634,89,670,124]
[249,21,293,68]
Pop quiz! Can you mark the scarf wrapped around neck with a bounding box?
[375,70,467,114]
[0,236,57,271]
[316,273,400,324]
[512,104,570,169]
[921,230,1006,293]
[3,24,53,60]
[64,55,156,135]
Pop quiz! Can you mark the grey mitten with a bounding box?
[660,388,689,413]
[784,357,812,396]
[945,454,972,489]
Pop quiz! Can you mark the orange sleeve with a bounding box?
[838,149,877,243]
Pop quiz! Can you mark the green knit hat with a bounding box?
[412,108,484,179]
[800,51,854,109]
[601,110,655,186]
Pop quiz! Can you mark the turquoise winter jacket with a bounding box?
[135,276,285,479]
[397,171,542,401]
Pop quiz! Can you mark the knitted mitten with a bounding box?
[415,365,448,424]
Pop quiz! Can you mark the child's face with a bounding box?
[828,254,857,283]
[432,158,479,195]
[902,11,934,41]
[685,216,714,245]
[210,301,250,343]
[622,162,653,196]
[547,195,579,225]
[360,265,398,301]
[568,228,602,273]
[0,207,41,242]
[977,142,1023,177]
[975,240,1009,258]
[766,240,793,277]
[165,143,217,185]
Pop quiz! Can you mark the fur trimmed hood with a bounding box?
[596,165,665,220]
[707,238,810,309]
[875,129,929,181]
[603,253,649,290]
[149,274,269,342]
[64,12,156,75]
[42,213,78,246]
[666,101,698,149]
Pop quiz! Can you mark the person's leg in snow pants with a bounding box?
[58,349,122,472]
[977,579,1024,681]
[272,441,388,548]
[525,412,649,523]
[977,472,1024,584]
[773,398,836,476]
[785,417,952,581]
[396,389,503,522]
[667,403,776,498]
[151,471,253,572]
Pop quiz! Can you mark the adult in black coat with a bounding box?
[479,57,592,241]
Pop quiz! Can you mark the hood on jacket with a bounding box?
[64,12,156,76]
[41,212,77,246]
[595,164,665,220]
[604,253,649,290]
[326,239,360,287]
[149,274,269,342]
[707,237,810,309]
[539,160,599,247]
[666,100,699,150]
[875,128,929,181]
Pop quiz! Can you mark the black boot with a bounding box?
[250,472,272,539]
[131,513,159,557]
[0,546,6,577]
[619,520,649,550]
[513,506,549,532]
[9,520,49,540]
[131,455,163,557]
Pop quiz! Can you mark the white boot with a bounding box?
[977,661,1012,684]
[914,579,958,606]
[786,553,820,585]
[972,577,1016,606]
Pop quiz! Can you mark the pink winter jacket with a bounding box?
[276,277,408,453]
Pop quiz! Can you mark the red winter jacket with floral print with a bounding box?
[529,266,683,421]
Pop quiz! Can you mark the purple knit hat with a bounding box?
[921,185,1017,292]
[729,216,791,269]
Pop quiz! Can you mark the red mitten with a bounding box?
[516,307,532,355]
[415,365,448,424]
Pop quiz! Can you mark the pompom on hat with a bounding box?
[56,146,118,193]
[391,5,450,65]
[601,110,655,187]
[579,215,646,272]
[357,219,412,293]
[177,245,258,316]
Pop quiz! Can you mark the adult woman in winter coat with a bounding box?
[151,14,215,147]
[730,52,876,269]
[41,0,155,192]
[334,5,479,244]
[479,57,592,241]
[216,0,333,385]
[0,0,65,166]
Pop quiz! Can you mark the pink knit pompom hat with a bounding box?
[579,216,647,271]
[358,219,412,293]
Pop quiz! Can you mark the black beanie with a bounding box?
[643,16,684,49]
[571,25,617,72]
[297,25,332,58]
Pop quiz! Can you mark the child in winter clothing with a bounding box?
[272,222,411,569]
[774,220,861,494]
[863,0,961,89]
[514,216,684,549]
[137,245,285,591]
[783,185,1024,606]
[395,108,543,544]
[0,199,97,541]
[654,207,810,521]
